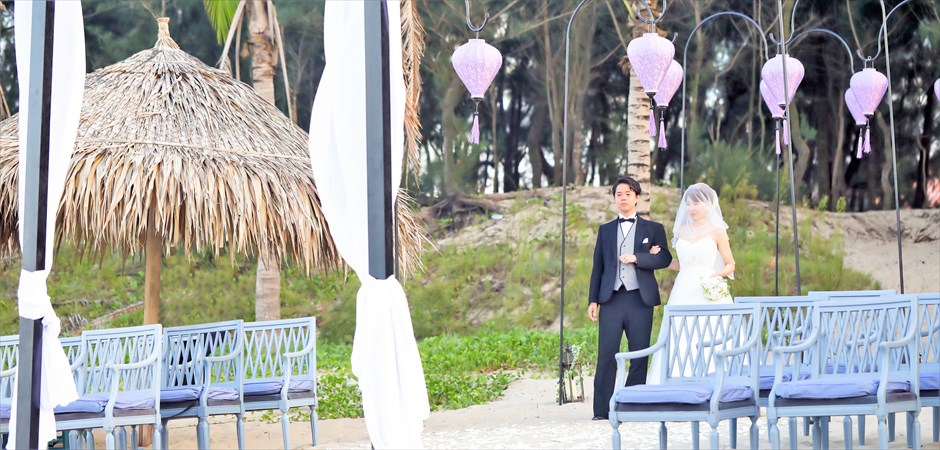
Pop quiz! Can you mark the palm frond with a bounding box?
[400,0,426,181]
[203,0,240,45]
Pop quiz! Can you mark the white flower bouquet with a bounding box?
[701,276,731,302]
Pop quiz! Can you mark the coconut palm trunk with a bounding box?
[625,0,660,216]
[247,0,281,320]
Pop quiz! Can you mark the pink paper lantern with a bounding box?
[845,88,869,159]
[759,80,784,119]
[452,38,503,144]
[761,54,804,108]
[650,60,683,149]
[933,78,939,102]
[849,68,888,116]
[627,33,676,96]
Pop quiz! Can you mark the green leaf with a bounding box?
[203,0,240,45]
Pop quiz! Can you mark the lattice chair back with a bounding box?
[163,320,243,389]
[736,296,816,369]
[657,303,761,385]
[60,336,84,387]
[918,293,940,366]
[243,318,315,383]
[77,325,163,399]
[812,296,917,381]
[808,289,896,299]
[0,335,18,402]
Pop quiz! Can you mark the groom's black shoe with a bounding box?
[592,415,607,421]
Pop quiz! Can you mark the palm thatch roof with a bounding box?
[0,18,424,274]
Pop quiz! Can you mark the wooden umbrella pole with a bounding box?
[144,204,161,325]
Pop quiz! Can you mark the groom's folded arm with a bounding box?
[634,223,672,270]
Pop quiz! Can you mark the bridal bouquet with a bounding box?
[701,276,731,302]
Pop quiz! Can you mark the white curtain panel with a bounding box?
[308,1,429,448]
[8,1,85,448]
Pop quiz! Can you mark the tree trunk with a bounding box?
[626,0,660,216]
[441,76,464,195]
[913,86,934,207]
[527,103,547,188]
[788,106,810,203]
[876,113,894,210]
[829,92,848,209]
[249,0,281,321]
[144,206,161,325]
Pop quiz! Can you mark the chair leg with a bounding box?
[611,421,622,450]
[151,422,163,450]
[129,426,137,450]
[691,421,699,450]
[236,413,246,450]
[769,418,781,450]
[933,406,939,443]
[658,422,666,450]
[888,412,896,442]
[811,417,821,450]
[197,415,210,450]
[750,416,759,450]
[709,424,719,450]
[858,414,866,445]
[906,411,914,449]
[803,417,810,436]
[820,416,830,450]
[281,408,291,450]
[729,418,738,449]
[842,416,853,450]
[788,418,798,450]
[309,406,318,446]
[877,415,888,450]
[85,429,96,450]
[910,409,921,450]
[161,421,170,450]
[105,429,116,450]
[116,426,127,450]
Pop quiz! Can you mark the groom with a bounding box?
[588,176,672,420]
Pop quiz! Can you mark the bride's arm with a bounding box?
[713,229,736,277]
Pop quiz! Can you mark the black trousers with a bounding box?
[593,287,653,417]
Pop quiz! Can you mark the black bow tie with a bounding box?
[618,217,636,224]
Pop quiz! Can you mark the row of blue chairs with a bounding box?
[608,290,938,450]
[0,317,317,450]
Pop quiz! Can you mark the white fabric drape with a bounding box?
[308,1,429,448]
[7,1,85,448]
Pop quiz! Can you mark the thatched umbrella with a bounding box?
[0,18,424,323]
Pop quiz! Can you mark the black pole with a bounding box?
[17,1,55,448]
[775,0,802,295]
[559,0,592,406]
[774,124,780,297]
[878,0,904,294]
[365,0,394,280]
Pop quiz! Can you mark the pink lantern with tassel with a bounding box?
[844,88,868,158]
[452,38,503,144]
[934,78,939,102]
[761,54,803,152]
[759,80,785,155]
[651,60,683,149]
[628,32,675,143]
[849,67,888,157]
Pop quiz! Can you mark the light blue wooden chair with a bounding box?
[736,295,816,449]
[610,304,761,450]
[766,295,921,450]
[242,317,317,450]
[54,324,164,450]
[806,289,897,445]
[159,320,245,450]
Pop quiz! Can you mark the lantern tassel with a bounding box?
[775,124,782,155]
[649,109,657,136]
[856,129,864,158]
[864,125,871,154]
[658,116,667,149]
[469,110,480,144]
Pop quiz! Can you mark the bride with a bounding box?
[646,183,736,384]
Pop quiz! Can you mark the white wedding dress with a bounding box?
[646,236,732,384]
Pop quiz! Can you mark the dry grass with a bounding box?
[0,18,424,275]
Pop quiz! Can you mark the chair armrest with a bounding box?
[877,321,920,402]
[615,339,666,363]
[107,349,161,371]
[0,367,14,378]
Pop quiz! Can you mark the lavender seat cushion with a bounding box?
[244,379,315,396]
[615,384,752,404]
[920,364,940,391]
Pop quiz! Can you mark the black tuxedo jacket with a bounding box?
[588,216,673,307]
